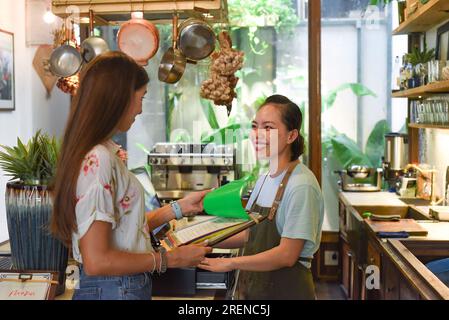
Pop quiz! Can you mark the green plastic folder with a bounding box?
[203,179,250,220]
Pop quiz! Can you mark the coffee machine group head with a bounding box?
[147,143,236,202]
[382,133,409,190]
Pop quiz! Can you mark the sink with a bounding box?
[352,205,409,219]
[399,198,432,206]
[344,205,431,265]
[352,205,430,220]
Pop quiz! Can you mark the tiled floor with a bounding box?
[315,281,347,300]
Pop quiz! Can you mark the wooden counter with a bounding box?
[339,191,408,207]
[338,191,449,300]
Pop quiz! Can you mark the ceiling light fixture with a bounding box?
[43,7,56,24]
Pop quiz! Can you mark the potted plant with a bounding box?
[406,44,435,87]
[0,130,68,295]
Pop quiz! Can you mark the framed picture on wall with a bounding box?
[0,29,15,111]
[436,21,449,62]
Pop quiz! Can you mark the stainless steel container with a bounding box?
[384,133,408,170]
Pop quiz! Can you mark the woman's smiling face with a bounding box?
[250,104,294,160]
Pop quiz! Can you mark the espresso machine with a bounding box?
[147,143,236,202]
[382,133,409,191]
[148,143,237,296]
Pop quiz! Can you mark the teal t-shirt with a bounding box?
[245,163,324,268]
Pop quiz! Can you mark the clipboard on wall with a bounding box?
[0,270,59,300]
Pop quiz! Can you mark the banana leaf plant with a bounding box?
[324,119,391,170]
[321,82,388,170]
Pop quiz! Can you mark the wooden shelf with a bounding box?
[392,79,449,98]
[393,0,449,35]
[51,0,228,24]
[408,123,449,129]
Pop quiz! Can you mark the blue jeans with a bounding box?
[426,258,449,286]
[72,266,152,300]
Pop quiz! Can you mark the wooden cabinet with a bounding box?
[381,258,421,300]
[338,199,364,300]
[338,200,348,240]
[399,276,421,300]
[338,196,424,300]
[340,238,351,298]
[367,241,381,268]
[365,240,382,300]
[338,194,449,300]
[382,258,400,300]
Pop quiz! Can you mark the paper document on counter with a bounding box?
[162,215,255,249]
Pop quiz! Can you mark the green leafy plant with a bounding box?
[406,44,435,66]
[228,0,300,55]
[166,90,183,140]
[324,120,391,169]
[228,0,299,34]
[323,83,377,112]
[0,130,60,185]
[321,82,388,170]
[369,0,393,6]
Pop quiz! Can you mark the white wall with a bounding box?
[0,0,70,243]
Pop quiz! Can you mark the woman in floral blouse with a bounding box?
[51,51,212,300]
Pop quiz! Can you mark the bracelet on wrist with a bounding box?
[158,247,167,274]
[149,252,156,274]
[171,201,183,220]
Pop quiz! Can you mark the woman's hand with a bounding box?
[198,257,236,273]
[177,189,211,216]
[166,242,213,268]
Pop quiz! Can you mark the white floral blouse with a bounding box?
[72,140,154,263]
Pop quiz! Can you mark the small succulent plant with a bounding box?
[0,130,60,185]
[406,44,435,66]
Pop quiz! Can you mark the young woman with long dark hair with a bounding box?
[198,95,324,300]
[51,51,211,300]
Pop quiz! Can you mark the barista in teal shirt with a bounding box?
[198,95,324,299]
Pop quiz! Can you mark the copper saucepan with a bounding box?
[117,12,160,66]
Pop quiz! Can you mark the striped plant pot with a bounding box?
[5,182,68,296]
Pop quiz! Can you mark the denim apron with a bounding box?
[237,160,316,300]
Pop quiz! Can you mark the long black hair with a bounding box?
[259,94,305,161]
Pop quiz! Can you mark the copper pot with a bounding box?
[117,12,160,66]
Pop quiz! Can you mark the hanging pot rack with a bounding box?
[51,0,228,25]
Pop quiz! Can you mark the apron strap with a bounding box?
[268,159,299,221]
